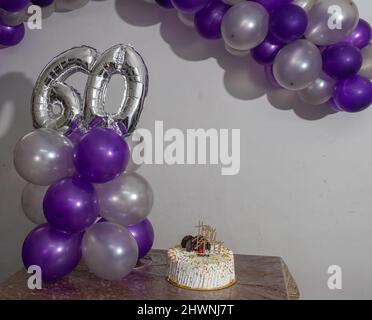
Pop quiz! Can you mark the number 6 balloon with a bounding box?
[31,45,99,131]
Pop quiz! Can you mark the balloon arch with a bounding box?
[1,0,372,112]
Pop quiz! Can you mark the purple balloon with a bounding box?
[252,0,292,12]
[0,0,29,12]
[333,75,372,113]
[31,0,54,6]
[252,33,284,65]
[171,0,210,13]
[0,23,25,46]
[73,127,129,184]
[44,177,100,234]
[322,43,362,80]
[194,0,230,39]
[22,224,82,281]
[270,4,308,43]
[155,0,174,8]
[344,19,372,50]
[264,64,281,88]
[126,219,154,259]
[65,129,84,146]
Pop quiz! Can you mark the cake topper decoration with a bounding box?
[180,221,224,255]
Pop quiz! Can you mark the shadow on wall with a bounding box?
[115,0,337,121]
[0,73,34,281]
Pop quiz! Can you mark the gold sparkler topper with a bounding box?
[194,221,224,255]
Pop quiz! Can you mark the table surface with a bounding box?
[0,250,299,300]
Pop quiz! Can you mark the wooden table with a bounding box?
[0,250,299,300]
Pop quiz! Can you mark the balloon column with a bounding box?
[15,44,155,281]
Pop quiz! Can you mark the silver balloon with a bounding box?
[125,130,146,173]
[305,0,359,46]
[298,73,336,105]
[359,44,372,79]
[221,2,269,51]
[55,0,90,12]
[14,128,75,186]
[21,183,48,225]
[82,221,138,280]
[32,46,99,131]
[178,12,194,28]
[95,172,154,226]
[293,0,316,12]
[273,39,322,91]
[84,44,149,135]
[0,8,27,26]
[224,43,250,56]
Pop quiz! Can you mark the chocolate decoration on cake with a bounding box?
[181,235,193,249]
[185,238,194,252]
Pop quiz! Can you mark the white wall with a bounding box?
[1,0,372,299]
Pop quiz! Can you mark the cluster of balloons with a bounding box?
[0,0,90,47]
[4,0,372,112]
[15,44,155,282]
[152,0,372,113]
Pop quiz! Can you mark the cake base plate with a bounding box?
[166,277,236,291]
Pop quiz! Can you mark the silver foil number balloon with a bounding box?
[32,45,99,131]
[31,44,148,135]
[305,0,359,46]
[273,39,322,91]
[84,44,149,135]
[221,2,269,51]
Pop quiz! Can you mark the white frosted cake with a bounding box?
[166,241,236,291]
